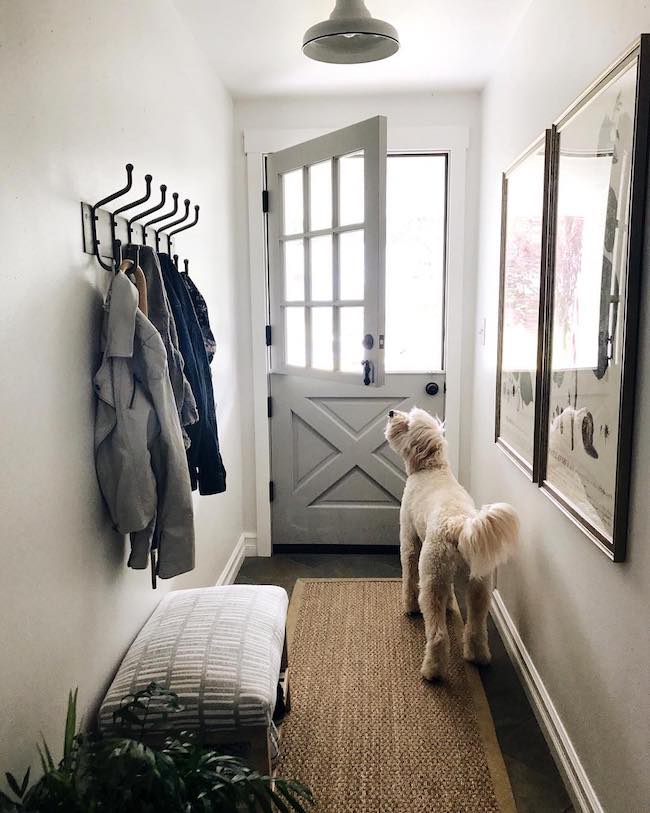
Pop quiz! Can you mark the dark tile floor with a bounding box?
[237,552,574,813]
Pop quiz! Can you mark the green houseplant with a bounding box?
[1,684,313,812]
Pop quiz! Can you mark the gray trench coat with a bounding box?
[93,272,195,578]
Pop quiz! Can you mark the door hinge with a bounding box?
[269,480,275,502]
[265,325,272,346]
[267,396,273,418]
[262,190,269,213]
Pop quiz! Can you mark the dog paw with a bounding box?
[463,636,491,666]
[403,597,421,616]
[421,658,446,681]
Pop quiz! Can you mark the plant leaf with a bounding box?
[18,770,30,798]
[38,735,55,771]
[64,689,78,763]
[4,775,21,800]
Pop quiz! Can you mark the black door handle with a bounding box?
[362,360,372,386]
[425,381,439,396]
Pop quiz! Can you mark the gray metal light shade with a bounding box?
[303,0,399,64]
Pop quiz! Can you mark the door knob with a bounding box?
[425,381,439,396]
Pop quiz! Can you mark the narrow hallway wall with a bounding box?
[0,0,244,776]
[472,2,650,810]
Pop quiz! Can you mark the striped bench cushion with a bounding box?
[99,585,288,741]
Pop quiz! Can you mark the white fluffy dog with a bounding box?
[385,407,519,681]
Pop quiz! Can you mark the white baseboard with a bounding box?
[490,590,603,813]
[215,533,258,586]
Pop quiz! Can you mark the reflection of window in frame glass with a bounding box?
[495,131,552,480]
[537,37,650,563]
[385,152,448,373]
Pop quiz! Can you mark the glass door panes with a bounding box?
[266,115,387,385]
[385,154,447,372]
[309,160,332,231]
[279,151,366,373]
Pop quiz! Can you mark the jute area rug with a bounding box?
[278,578,516,813]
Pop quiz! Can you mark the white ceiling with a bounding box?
[175,1,531,98]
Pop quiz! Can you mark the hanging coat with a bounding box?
[182,272,216,364]
[159,252,226,495]
[123,245,198,447]
[93,271,195,578]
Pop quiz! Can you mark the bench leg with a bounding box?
[248,726,272,776]
[281,629,291,712]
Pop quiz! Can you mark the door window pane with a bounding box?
[309,160,332,231]
[286,307,306,366]
[310,235,333,301]
[282,169,303,235]
[339,229,365,300]
[311,307,334,370]
[340,306,364,372]
[385,154,446,371]
[339,151,364,226]
[284,239,304,302]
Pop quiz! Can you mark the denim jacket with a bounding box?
[159,253,226,495]
[93,272,195,578]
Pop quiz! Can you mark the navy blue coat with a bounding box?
[159,253,226,495]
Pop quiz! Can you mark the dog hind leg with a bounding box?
[418,538,456,680]
[463,576,492,665]
[400,521,420,615]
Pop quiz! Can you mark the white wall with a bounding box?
[234,92,482,531]
[0,0,245,775]
[472,2,650,810]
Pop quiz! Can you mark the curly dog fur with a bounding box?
[385,407,519,681]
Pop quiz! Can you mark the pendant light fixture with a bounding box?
[303,0,399,64]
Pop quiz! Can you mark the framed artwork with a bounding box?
[495,132,552,477]
[538,38,650,560]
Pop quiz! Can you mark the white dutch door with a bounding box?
[267,117,447,547]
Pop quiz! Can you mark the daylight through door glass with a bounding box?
[278,149,368,373]
[282,169,303,235]
[385,154,447,372]
[339,151,365,226]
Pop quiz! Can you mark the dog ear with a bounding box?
[407,420,446,470]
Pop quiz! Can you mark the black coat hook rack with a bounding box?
[81,164,200,270]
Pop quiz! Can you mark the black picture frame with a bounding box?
[537,36,650,562]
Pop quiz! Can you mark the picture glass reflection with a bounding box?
[546,57,638,539]
[498,143,546,467]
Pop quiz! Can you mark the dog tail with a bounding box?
[457,503,519,579]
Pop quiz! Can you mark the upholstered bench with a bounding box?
[99,584,289,773]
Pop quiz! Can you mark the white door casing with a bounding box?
[245,125,469,555]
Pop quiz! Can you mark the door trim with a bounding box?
[245,125,469,556]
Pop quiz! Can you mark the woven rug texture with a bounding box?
[277,578,513,813]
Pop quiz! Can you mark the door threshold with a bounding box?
[272,543,400,555]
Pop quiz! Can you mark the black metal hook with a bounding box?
[158,199,190,252]
[90,163,134,271]
[111,174,152,253]
[161,198,191,234]
[128,185,167,243]
[144,192,179,230]
[168,205,200,238]
[173,254,179,269]
[113,174,153,220]
[182,258,189,276]
[113,238,123,271]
